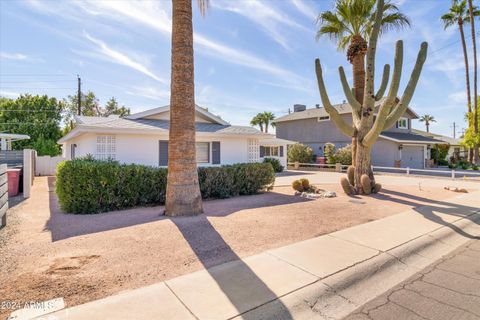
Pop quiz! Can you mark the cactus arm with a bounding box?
[384,40,404,108]
[364,41,404,145]
[384,42,428,130]
[375,64,390,101]
[315,59,354,137]
[363,0,384,108]
[339,66,361,111]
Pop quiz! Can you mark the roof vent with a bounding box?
[293,104,306,112]
[342,100,346,104]
[315,104,320,108]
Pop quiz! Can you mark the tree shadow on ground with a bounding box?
[45,177,311,241]
[171,214,294,319]
[376,188,480,239]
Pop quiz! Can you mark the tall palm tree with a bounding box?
[261,112,276,133]
[316,0,410,105]
[165,0,208,216]
[467,0,479,163]
[442,0,479,162]
[316,0,410,165]
[250,114,264,132]
[419,114,436,132]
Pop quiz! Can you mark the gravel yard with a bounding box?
[0,174,474,318]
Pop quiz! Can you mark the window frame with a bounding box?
[95,135,116,160]
[397,117,408,129]
[317,115,330,122]
[196,142,210,163]
[263,146,280,157]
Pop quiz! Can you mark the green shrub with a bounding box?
[324,143,336,164]
[334,145,352,165]
[287,143,314,163]
[56,160,275,214]
[472,164,479,170]
[263,157,284,172]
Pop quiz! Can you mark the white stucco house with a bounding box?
[58,105,292,168]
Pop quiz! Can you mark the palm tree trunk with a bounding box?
[165,0,203,216]
[468,0,479,163]
[459,20,474,162]
[348,35,367,167]
[426,123,429,132]
[264,120,269,133]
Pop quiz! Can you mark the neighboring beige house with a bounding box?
[412,129,467,160]
[58,105,292,167]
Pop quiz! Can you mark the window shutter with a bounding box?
[260,146,265,158]
[280,146,284,157]
[212,141,221,164]
[395,121,399,128]
[159,140,169,166]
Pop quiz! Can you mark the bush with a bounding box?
[324,143,336,164]
[287,143,314,163]
[56,160,275,214]
[334,145,352,165]
[263,157,284,172]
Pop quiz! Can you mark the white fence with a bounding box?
[288,162,480,180]
[35,156,65,176]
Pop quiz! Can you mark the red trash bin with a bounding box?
[7,169,21,197]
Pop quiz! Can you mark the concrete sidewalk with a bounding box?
[26,191,480,320]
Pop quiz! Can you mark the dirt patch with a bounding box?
[0,176,475,318]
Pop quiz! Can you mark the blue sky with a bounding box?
[0,0,477,137]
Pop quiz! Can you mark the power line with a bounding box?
[0,80,75,83]
[0,73,73,77]
[0,87,73,89]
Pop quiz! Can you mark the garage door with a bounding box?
[402,146,424,169]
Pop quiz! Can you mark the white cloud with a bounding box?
[0,52,28,60]
[23,0,310,91]
[212,0,308,50]
[83,32,165,83]
[448,91,467,105]
[0,90,20,98]
[290,0,317,20]
[126,86,170,101]
[0,52,44,63]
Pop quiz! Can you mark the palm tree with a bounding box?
[419,114,436,132]
[467,0,479,163]
[441,0,478,117]
[442,0,479,162]
[250,114,264,132]
[165,0,208,216]
[316,0,410,105]
[316,0,410,165]
[261,112,276,133]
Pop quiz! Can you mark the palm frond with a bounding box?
[196,0,208,17]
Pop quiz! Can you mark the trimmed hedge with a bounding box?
[56,160,275,214]
[263,157,284,173]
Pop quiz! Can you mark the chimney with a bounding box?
[315,104,320,108]
[293,104,306,112]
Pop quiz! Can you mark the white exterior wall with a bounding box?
[63,133,265,167]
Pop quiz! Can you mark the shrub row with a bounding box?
[56,160,275,214]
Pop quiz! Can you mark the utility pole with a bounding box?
[77,75,81,116]
[452,122,457,139]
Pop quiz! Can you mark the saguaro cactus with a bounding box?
[315,0,428,194]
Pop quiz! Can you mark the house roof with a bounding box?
[58,104,264,143]
[127,104,230,125]
[411,129,461,145]
[58,118,265,143]
[274,98,419,123]
[379,131,445,144]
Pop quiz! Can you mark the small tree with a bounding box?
[315,0,428,194]
[287,143,314,163]
[334,144,353,165]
